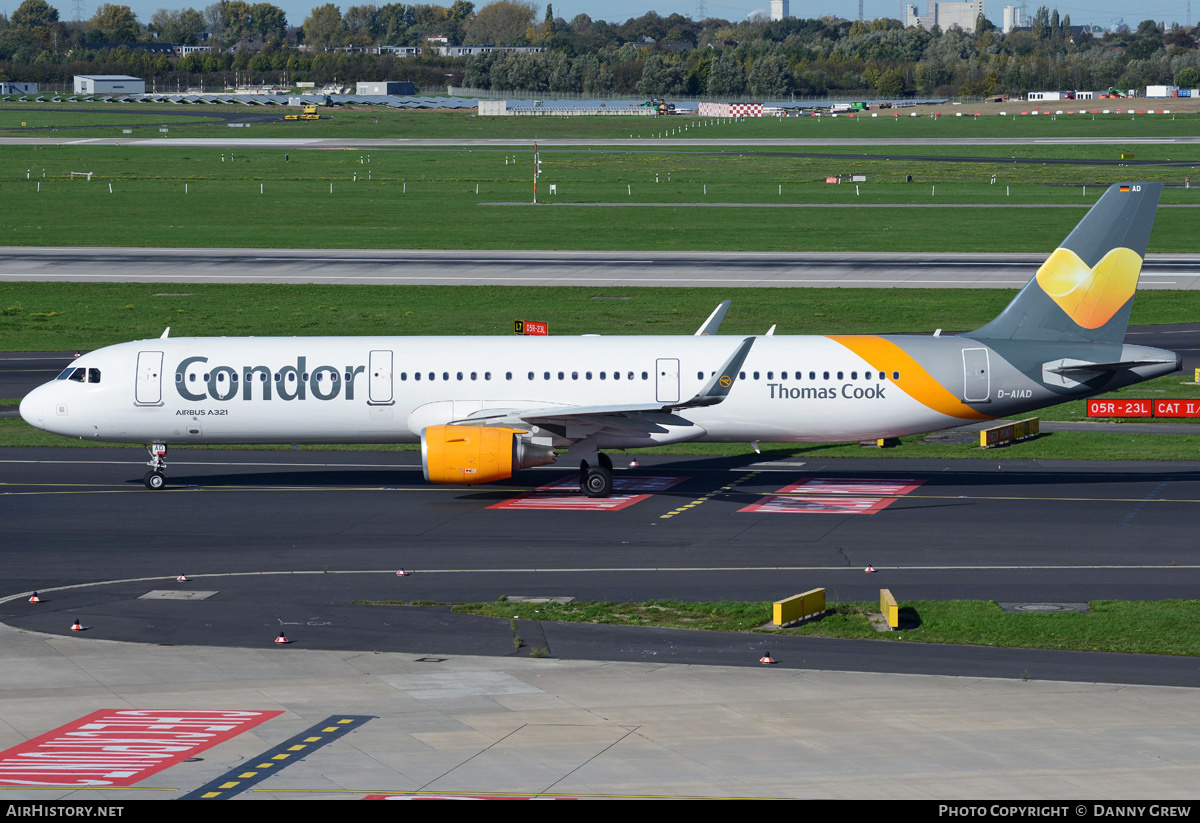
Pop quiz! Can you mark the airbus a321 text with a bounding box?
[20,183,1179,497]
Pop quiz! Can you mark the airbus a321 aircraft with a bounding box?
[20,182,1179,496]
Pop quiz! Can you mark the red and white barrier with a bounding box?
[698,102,763,117]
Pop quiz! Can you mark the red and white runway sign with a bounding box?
[739,478,925,515]
[489,476,688,512]
[0,709,282,787]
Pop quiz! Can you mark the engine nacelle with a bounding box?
[421,425,556,485]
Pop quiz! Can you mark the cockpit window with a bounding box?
[56,367,75,380]
[88,368,101,384]
[67,368,85,382]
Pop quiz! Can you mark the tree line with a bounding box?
[1,1,1197,96]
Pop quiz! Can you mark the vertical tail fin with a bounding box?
[969,182,1162,344]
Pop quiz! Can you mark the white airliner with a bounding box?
[19,183,1179,496]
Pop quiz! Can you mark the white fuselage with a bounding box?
[19,335,985,448]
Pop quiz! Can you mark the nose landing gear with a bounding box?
[144,443,167,490]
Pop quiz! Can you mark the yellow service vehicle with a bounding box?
[285,103,321,121]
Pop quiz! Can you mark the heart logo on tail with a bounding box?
[1035,246,1142,329]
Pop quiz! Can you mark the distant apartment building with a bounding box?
[1002,5,1024,33]
[770,0,790,21]
[903,1,985,31]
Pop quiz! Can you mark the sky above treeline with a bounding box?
[9,1,1194,34]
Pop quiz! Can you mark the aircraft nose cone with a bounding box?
[19,387,48,430]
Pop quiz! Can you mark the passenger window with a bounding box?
[203,373,210,381]
[767,371,773,380]
[428,372,434,381]
[231,373,239,383]
[572,372,578,380]
[400,373,407,381]
[175,374,183,383]
[585,372,592,380]
[614,371,620,380]
[753,371,760,380]
[642,372,648,380]
[288,373,296,382]
[851,371,857,380]
[837,371,843,380]
[485,372,492,380]
[528,371,534,380]
[627,372,634,380]
[471,372,477,380]
[558,371,564,380]
[506,372,512,380]
[822,371,829,380]
[600,372,607,380]
[442,372,449,381]
[543,371,550,380]
[739,371,745,380]
[697,371,703,380]
[893,371,900,380]
[457,372,463,381]
[88,368,101,383]
[414,372,421,381]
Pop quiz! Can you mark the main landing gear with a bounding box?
[143,443,167,490]
[580,452,613,498]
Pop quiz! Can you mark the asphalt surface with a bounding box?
[2,447,1200,688]
[1,247,1199,289]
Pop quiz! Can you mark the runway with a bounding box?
[2,247,1199,288]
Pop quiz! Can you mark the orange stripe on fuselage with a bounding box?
[827,335,992,421]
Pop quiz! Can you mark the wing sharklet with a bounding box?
[694,300,731,336]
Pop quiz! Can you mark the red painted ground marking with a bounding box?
[739,478,925,515]
[0,709,283,787]
[488,476,688,511]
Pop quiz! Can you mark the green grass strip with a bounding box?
[356,598,1200,657]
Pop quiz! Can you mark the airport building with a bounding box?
[73,75,146,95]
[0,82,37,94]
[355,81,417,95]
[903,1,985,31]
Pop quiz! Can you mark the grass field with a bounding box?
[0,144,1198,251]
[360,598,1200,657]
[7,282,1200,349]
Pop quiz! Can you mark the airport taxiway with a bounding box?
[1,247,1199,289]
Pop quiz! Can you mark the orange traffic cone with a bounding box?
[760,652,775,665]
[176,574,189,582]
[274,632,289,645]
[865,565,876,573]
[70,619,83,631]
[28,592,40,604]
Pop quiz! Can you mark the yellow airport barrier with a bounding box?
[773,588,826,627]
[979,417,1040,448]
[1194,368,1199,383]
[880,589,899,630]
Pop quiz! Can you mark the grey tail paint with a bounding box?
[969,182,1162,345]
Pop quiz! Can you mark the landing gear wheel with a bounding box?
[583,465,613,498]
[144,470,165,490]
